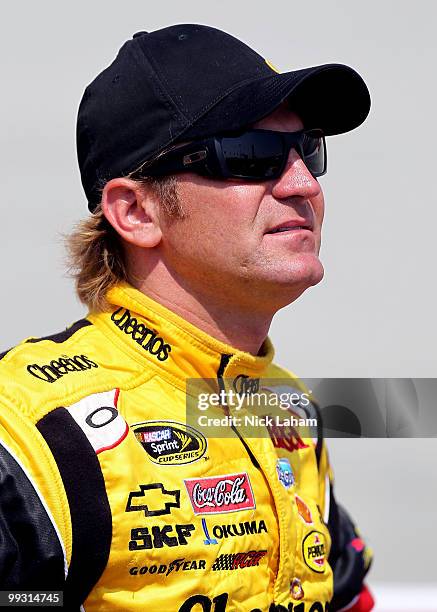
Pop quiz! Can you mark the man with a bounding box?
[0,25,373,611]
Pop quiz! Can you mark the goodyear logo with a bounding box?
[132,420,207,466]
[302,530,326,573]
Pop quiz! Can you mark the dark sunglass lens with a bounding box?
[221,132,284,178]
[302,132,325,176]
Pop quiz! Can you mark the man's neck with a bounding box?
[130,277,273,355]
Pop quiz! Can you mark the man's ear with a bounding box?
[101,177,162,248]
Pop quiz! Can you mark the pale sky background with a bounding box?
[1,0,436,588]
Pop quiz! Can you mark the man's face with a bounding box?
[157,105,325,313]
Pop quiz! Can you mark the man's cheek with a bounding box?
[312,192,325,225]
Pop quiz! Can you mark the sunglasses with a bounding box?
[130,128,327,182]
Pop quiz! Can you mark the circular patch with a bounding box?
[302,530,326,573]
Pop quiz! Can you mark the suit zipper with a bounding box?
[217,354,260,469]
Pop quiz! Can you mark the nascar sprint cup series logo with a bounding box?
[132,421,207,466]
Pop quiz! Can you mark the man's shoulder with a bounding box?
[0,316,142,423]
[0,317,97,378]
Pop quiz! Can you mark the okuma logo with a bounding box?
[202,519,267,544]
[132,421,207,466]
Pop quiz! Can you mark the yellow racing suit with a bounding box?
[0,283,372,611]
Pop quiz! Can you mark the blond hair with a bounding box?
[66,176,181,312]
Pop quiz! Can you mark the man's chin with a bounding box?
[265,259,325,305]
[280,255,324,288]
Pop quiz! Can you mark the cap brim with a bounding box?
[181,63,371,140]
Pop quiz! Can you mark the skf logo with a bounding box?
[126,484,180,517]
[132,421,207,466]
[184,473,255,515]
[302,531,326,573]
[129,524,195,550]
[212,550,267,571]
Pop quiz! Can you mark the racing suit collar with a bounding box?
[96,283,275,386]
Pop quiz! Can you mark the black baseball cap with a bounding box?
[77,24,371,212]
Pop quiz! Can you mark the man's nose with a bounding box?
[271,149,321,200]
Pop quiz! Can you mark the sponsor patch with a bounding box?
[129,524,195,550]
[185,473,255,515]
[111,307,171,361]
[212,550,267,571]
[203,519,267,541]
[276,458,295,489]
[66,389,128,454]
[126,484,180,517]
[290,577,305,601]
[295,495,313,524]
[27,354,98,383]
[262,384,312,453]
[132,421,207,466]
[302,530,326,573]
[232,374,260,395]
[268,421,309,453]
[129,557,206,577]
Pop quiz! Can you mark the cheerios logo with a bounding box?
[27,354,98,383]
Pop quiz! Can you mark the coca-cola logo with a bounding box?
[184,473,256,515]
[193,478,246,508]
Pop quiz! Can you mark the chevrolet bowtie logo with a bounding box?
[126,483,181,517]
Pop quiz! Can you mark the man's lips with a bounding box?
[265,219,314,234]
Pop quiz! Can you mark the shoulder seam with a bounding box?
[0,318,93,365]
[25,319,92,345]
